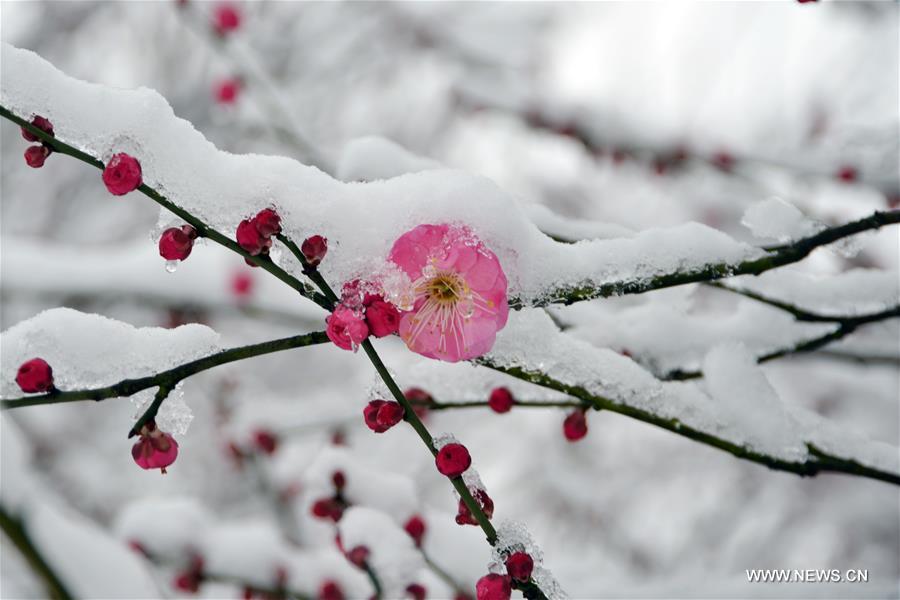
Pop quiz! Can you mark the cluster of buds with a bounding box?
[20,115,55,168]
[310,470,349,522]
[474,550,536,599]
[236,207,281,264]
[325,280,400,352]
[363,400,405,433]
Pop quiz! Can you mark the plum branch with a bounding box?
[0,505,74,600]
[664,287,900,380]
[0,105,331,312]
[478,359,900,486]
[0,331,329,411]
[514,209,900,308]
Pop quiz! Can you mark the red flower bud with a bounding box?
[836,165,858,183]
[16,358,54,393]
[213,3,241,35]
[406,584,427,600]
[403,515,426,547]
[435,443,471,478]
[363,400,404,433]
[318,581,345,600]
[102,153,142,195]
[346,545,370,569]
[488,387,514,413]
[563,408,588,442]
[236,219,267,255]
[252,429,278,454]
[365,299,401,338]
[21,115,54,142]
[311,498,344,522]
[301,235,328,267]
[475,573,511,600]
[24,145,50,168]
[505,551,534,582]
[215,78,241,104]
[159,226,196,261]
[253,208,282,237]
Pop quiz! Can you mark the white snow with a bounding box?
[485,309,900,474]
[1,44,764,306]
[742,197,824,243]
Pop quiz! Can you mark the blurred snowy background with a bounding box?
[1,2,898,599]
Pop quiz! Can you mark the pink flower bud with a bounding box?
[365,299,401,338]
[505,551,534,581]
[326,305,369,351]
[16,358,54,393]
[213,3,241,35]
[24,145,50,168]
[403,515,426,547]
[252,208,282,237]
[301,235,328,267]
[435,443,471,478]
[21,115,54,142]
[476,573,511,600]
[102,153,142,195]
[563,408,588,442]
[488,387,514,413]
[159,226,196,261]
[214,78,241,104]
[332,470,346,491]
[131,421,179,473]
[236,219,267,255]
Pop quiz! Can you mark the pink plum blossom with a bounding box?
[388,224,508,362]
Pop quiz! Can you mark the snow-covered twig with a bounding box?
[0,106,331,312]
[0,331,328,410]
[664,295,900,380]
[515,209,900,308]
[478,358,900,486]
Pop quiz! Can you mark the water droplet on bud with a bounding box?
[165,260,179,273]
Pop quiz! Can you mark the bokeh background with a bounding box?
[1,2,898,599]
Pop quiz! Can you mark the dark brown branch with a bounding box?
[513,210,900,308]
[1,331,329,411]
[479,360,900,486]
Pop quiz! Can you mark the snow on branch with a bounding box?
[479,310,900,485]
[0,309,328,418]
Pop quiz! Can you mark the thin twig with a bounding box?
[0,105,331,311]
[479,359,900,486]
[513,209,900,308]
[1,331,329,410]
